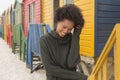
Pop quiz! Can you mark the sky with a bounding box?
[0,0,15,16]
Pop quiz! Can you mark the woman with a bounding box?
[40,4,88,80]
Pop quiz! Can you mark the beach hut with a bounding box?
[6,8,12,46]
[3,11,7,42]
[74,0,120,58]
[1,11,6,38]
[14,0,22,25]
[12,0,23,58]
[22,0,42,36]
[10,4,15,32]
[26,23,51,72]
[12,0,22,48]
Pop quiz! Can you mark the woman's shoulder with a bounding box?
[40,31,54,46]
[40,33,49,40]
[40,31,53,41]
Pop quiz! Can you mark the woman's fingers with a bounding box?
[76,25,81,29]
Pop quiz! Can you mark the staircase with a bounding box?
[88,24,120,80]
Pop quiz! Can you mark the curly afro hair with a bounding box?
[54,4,84,28]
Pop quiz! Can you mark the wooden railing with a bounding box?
[88,24,120,80]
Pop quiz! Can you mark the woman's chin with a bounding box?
[59,34,65,37]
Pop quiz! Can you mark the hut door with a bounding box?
[53,0,59,28]
[31,2,35,24]
[64,0,73,4]
[27,4,30,29]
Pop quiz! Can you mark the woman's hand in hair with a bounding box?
[73,25,82,37]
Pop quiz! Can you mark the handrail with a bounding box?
[88,23,120,80]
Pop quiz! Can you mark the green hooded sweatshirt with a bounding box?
[40,29,87,80]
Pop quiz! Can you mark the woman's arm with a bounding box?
[67,28,81,68]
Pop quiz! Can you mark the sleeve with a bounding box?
[40,37,87,80]
[67,28,81,69]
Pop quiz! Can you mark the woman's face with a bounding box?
[56,19,74,37]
